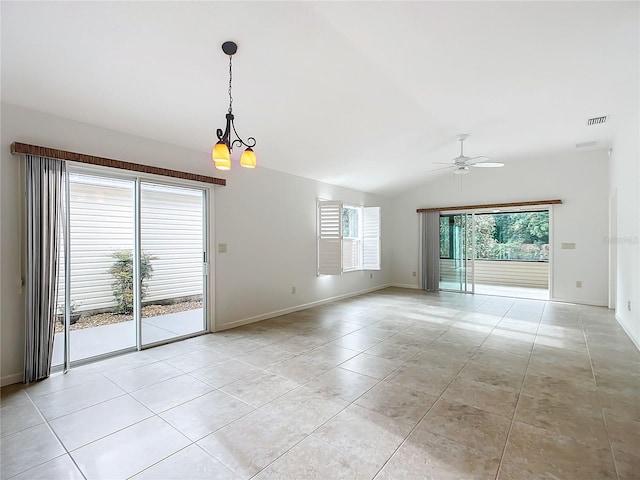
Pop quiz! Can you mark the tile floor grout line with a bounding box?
[0,395,48,440]
[492,301,544,480]
[246,334,437,479]
[192,436,247,479]
[30,377,195,471]
[21,386,89,480]
[253,334,420,478]
[370,327,498,480]
[63,394,197,479]
[127,441,197,479]
[443,302,536,479]
[24,372,128,421]
[238,354,387,477]
[579,307,622,480]
[198,337,388,470]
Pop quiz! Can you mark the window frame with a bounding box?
[317,199,380,275]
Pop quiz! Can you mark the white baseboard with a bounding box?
[215,284,392,332]
[389,283,420,290]
[616,313,640,352]
[1,373,22,387]
[549,296,607,307]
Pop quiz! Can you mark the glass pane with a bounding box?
[439,216,450,258]
[141,182,206,345]
[474,211,549,262]
[52,173,136,365]
[52,206,66,368]
[439,214,472,292]
[342,206,360,238]
[473,210,550,299]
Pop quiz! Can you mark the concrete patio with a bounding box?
[52,309,204,366]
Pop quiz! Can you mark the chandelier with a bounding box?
[212,41,256,170]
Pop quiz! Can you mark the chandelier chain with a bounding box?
[228,55,233,113]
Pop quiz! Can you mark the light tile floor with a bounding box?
[1,288,639,479]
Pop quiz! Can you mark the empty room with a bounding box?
[1,1,638,479]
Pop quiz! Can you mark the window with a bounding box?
[317,200,380,275]
[342,205,362,271]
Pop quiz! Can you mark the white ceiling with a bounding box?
[2,1,638,197]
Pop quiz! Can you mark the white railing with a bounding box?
[440,259,549,288]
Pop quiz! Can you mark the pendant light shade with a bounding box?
[213,141,231,170]
[240,147,256,168]
[212,41,257,171]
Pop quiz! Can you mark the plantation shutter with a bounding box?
[363,206,381,270]
[317,200,343,275]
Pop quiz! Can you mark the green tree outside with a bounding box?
[440,211,549,262]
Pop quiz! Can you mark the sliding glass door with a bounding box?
[53,170,209,370]
[438,208,550,299]
[439,213,474,293]
[140,182,207,346]
[53,174,137,367]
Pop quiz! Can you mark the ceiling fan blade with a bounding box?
[464,156,490,165]
[433,162,455,165]
[431,165,455,171]
[472,162,504,168]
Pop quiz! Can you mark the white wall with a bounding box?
[0,103,391,384]
[213,165,390,329]
[610,115,640,348]
[388,149,610,306]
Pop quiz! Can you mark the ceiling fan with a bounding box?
[435,134,504,175]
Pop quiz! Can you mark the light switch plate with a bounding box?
[561,243,576,249]
[218,243,227,253]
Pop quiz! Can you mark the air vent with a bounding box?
[587,115,608,126]
[576,141,598,149]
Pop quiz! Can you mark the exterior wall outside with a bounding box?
[57,175,204,314]
[141,183,204,303]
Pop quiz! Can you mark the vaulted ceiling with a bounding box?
[2,1,638,196]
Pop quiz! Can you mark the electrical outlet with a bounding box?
[412,271,417,277]
[628,301,631,311]
[370,273,373,279]
[218,243,227,253]
[291,286,296,294]
[576,281,582,288]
